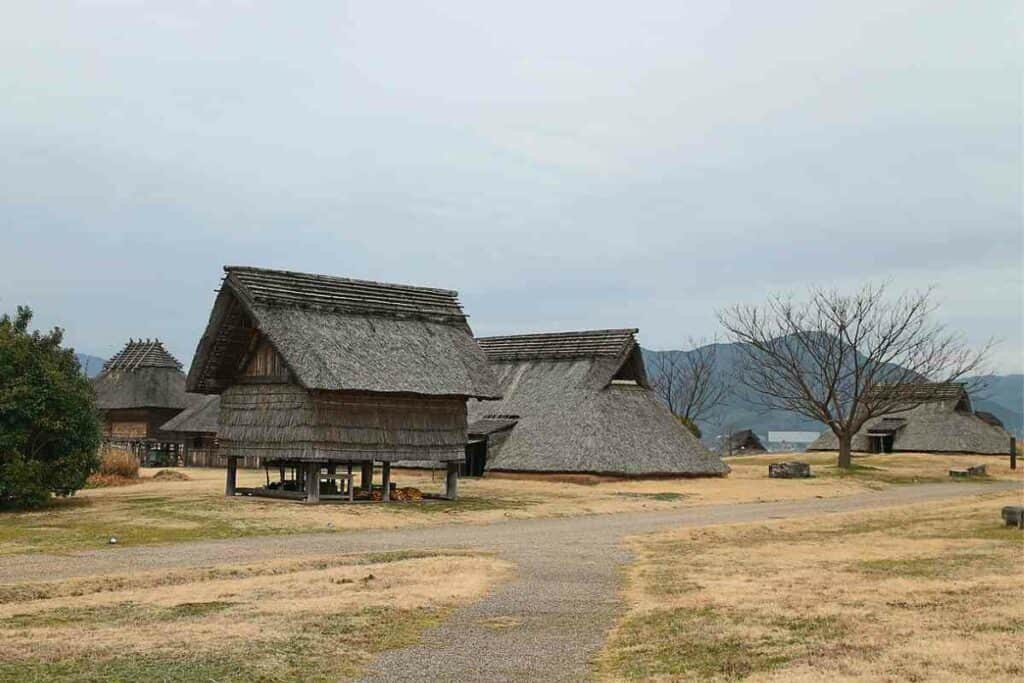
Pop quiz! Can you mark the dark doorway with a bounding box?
[869,434,895,454]
[463,439,487,477]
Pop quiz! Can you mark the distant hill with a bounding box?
[642,343,1024,445]
[75,353,105,378]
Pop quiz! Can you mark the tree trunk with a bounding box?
[837,432,853,469]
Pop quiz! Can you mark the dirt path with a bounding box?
[2,481,1018,681]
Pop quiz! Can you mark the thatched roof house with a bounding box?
[161,395,221,464]
[725,429,766,454]
[465,329,729,477]
[186,266,499,501]
[807,382,1012,455]
[92,339,191,448]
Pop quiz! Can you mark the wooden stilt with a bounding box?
[445,461,459,501]
[381,462,391,502]
[361,461,373,491]
[347,463,354,502]
[225,457,238,496]
[305,462,320,504]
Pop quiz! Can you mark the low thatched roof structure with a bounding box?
[186,266,499,463]
[161,395,220,436]
[807,382,1012,455]
[726,429,766,453]
[467,329,729,476]
[93,339,191,412]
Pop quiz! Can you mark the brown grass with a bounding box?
[97,448,140,478]
[3,452,1019,556]
[0,550,512,680]
[600,489,1024,681]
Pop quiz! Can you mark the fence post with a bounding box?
[1011,437,1017,471]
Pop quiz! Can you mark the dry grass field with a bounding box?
[0,452,1019,556]
[0,549,512,681]
[599,489,1024,681]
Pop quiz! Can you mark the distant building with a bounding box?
[92,339,191,463]
[723,429,767,455]
[807,382,1012,455]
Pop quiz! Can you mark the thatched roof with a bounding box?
[92,340,191,411]
[808,382,1012,455]
[160,395,220,435]
[727,429,766,451]
[468,329,728,476]
[186,266,500,399]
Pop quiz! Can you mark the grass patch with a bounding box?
[0,601,234,629]
[603,606,807,679]
[0,607,444,683]
[617,492,687,502]
[384,495,536,514]
[601,490,1024,681]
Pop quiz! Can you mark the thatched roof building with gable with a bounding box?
[92,339,191,451]
[807,382,1012,455]
[725,429,766,454]
[464,329,729,477]
[186,266,500,502]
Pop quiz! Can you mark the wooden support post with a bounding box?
[361,461,373,491]
[446,461,459,501]
[347,463,354,502]
[278,465,286,484]
[305,462,320,504]
[1011,437,1017,471]
[381,461,391,502]
[225,457,238,496]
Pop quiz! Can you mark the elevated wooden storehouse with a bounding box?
[807,382,1013,455]
[160,395,222,467]
[186,266,500,503]
[92,339,191,463]
[724,429,766,455]
[464,329,729,477]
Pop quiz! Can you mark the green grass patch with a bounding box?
[601,606,846,680]
[0,601,233,629]
[385,495,535,514]
[618,492,688,502]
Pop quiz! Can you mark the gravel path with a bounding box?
[2,481,1017,681]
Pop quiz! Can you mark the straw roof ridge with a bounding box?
[478,328,639,361]
[92,339,190,411]
[224,265,467,323]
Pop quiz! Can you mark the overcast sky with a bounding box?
[2,1,1021,373]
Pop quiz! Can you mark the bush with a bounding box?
[0,307,101,508]
[97,448,139,478]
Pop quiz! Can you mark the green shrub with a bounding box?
[0,306,101,508]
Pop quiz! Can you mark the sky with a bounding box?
[2,1,1021,373]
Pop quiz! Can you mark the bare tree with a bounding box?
[648,337,731,427]
[718,284,990,468]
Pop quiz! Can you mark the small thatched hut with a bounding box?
[725,429,766,454]
[92,339,191,463]
[186,266,500,502]
[160,395,221,467]
[807,382,1013,455]
[464,329,729,477]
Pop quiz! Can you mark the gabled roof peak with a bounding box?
[103,339,182,372]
